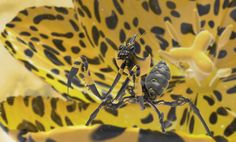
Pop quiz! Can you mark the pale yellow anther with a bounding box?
[193,52,214,73]
[166,48,192,60]
[192,30,214,52]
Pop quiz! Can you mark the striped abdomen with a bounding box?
[144,61,171,99]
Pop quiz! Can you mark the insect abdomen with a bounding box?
[144,61,171,98]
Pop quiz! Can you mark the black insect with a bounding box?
[67,34,212,136]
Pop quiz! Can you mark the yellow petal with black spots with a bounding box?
[0,0,236,141]
[0,96,235,142]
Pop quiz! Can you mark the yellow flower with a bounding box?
[0,0,235,142]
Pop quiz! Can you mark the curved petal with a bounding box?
[73,0,198,58]
[0,96,235,141]
[0,0,235,141]
[26,125,216,142]
[0,7,126,103]
[160,77,236,138]
[214,1,236,68]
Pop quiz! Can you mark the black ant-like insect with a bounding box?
[67,34,212,136]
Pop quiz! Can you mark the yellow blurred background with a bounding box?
[0,0,73,141]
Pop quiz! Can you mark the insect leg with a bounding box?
[86,102,105,126]
[86,95,113,126]
[86,95,136,125]
[183,97,213,137]
[159,97,212,136]
[133,66,145,110]
[67,60,81,94]
[113,65,138,101]
[110,96,136,109]
[67,56,103,100]
[146,100,166,133]
[105,60,127,97]
[80,56,103,99]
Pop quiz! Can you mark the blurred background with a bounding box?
[0,0,73,141]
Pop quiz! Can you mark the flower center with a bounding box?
[159,10,233,89]
[160,30,232,88]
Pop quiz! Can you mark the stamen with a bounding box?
[193,9,202,35]
[214,25,233,63]
[209,68,231,86]
[165,21,182,45]
[160,30,215,85]
[162,9,233,87]
[218,24,233,48]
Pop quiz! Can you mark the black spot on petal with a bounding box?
[224,118,236,136]
[227,86,236,94]
[33,14,56,24]
[171,10,180,17]
[141,113,154,124]
[213,90,222,101]
[181,23,194,35]
[113,0,123,15]
[197,4,210,16]
[217,107,228,116]
[151,26,165,35]
[46,138,56,142]
[55,7,68,15]
[203,95,215,106]
[142,1,149,11]
[44,50,64,66]
[180,108,188,125]
[32,96,45,117]
[167,107,177,121]
[189,116,195,133]
[51,110,63,126]
[69,19,79,32]
[71,46,80,54]
[214,0,220,15]
[92,26,100,45]
[52,39,66,52]
[91,125,125,141]
[209,112,217,124]
[213,136,228,142]
[105,11,118,29]
[166,1,176,9]
[139,130,184,142]
[24,49,34,58]
[218,50,227,59]
[149,0,161,15]
[94,0,101,22]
